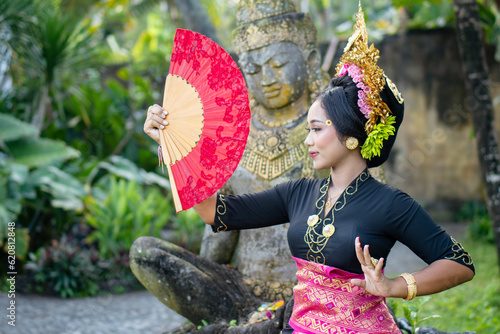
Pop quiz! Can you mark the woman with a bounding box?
[143,8,474,334]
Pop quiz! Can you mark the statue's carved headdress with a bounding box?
[335,2,404,164]
[232,0,317,54]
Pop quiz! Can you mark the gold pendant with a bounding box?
[322,224,335,238]
[307,215,319,226]
[325,201,331,208]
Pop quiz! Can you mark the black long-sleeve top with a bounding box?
[212,170,474,274]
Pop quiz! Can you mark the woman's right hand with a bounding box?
[144,104,168,145]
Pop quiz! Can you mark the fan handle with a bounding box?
[159,135,183,212]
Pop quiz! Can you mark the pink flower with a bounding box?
[340,63,372,120]
[360,106,372,119]
[339,64,349,77]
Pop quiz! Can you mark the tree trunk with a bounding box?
[171,0,220,45]
[452,0,500,268]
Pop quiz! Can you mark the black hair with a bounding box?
[314,74,367,145]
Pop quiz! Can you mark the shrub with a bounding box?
[171,208,205,254]
[84,176,172,259]
[457,201,495,244]
[25,234,101,298]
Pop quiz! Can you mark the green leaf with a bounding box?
[0,113,38,142]
[94,155,146,183]
[13,227,30,260]
[8,137,80,167]
[1,226,30,260]
[403,306,414,327]
[143,171,171,190]
[30,166,85,211]
[417,314,442,326]
[0,207,10,245]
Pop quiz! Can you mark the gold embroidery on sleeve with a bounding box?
[216,194,228,232]
[445,236,473,266]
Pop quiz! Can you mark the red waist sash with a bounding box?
[290,256,401,334]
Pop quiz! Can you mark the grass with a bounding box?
[389,239,500,334]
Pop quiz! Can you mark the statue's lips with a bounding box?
[263,88,281,98]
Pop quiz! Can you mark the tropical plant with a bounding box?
[457,200,495,244]
[25,234,102,298]
[0,160,30,261]
[171,208,206,253]
[86,155,171,190]
[0,113,80,167]
[8,0,99,132]
[0,113,80,259]
[84,176,172,259]
[389,296,441,334]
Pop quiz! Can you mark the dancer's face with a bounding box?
[304,100,349,170]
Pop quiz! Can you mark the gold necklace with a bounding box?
[304,171,369,264]
[325,189,344,208]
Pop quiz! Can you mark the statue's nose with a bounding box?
[260,65,276,86]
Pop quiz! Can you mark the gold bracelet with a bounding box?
[399,273,417,301]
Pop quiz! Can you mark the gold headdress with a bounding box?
[335,2,403,160]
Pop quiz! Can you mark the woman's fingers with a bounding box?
[355,237,375,268]
[151,114,168,128]
[353,237,390,296]
[355,237,384,274]
[351,278,365,288]
[375,257,384,271]
[148,104,167,117]
[144,104,169,145]
[363,244,373,268]
[354,237,365,265]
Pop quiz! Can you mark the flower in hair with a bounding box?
[339,63,372,119]
[361,115,396,159]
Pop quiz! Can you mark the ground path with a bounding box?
[0,223,466,334]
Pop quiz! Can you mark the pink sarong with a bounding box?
[290,256,401,334]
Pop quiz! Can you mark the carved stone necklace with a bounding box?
[254,104,308,128]
[304,171,369,264]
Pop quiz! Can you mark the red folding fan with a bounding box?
[159,29,251,212]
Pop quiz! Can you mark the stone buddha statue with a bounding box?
[130,0,328,327]
[199,0,329,302]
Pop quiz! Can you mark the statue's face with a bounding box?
[239,42,307,110]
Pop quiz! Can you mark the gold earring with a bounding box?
[346,137,359,150]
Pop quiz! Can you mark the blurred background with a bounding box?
[0,0,499,332]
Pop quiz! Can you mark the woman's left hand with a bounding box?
[351,237,393,297]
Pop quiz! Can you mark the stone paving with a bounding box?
[0,290,187,334]
[0,223,466,334]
